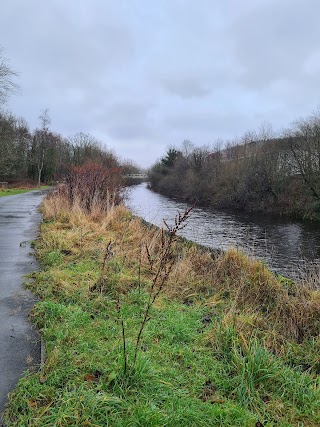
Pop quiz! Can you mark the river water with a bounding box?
[125,183,320,278]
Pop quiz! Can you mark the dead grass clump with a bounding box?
[214,248,320,342]
[100,205,132,230]
[41,189,70,221]
[167,246,215,299]
[214,248,284,310]
[301,262,320,290]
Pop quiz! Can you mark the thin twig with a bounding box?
[116,296,127,374]
[133,206,193,368]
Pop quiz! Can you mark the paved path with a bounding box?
[0,190,44,420]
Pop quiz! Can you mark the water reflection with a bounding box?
[125,183,320,277]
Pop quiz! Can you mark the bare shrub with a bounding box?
[66,163,123,212]
[46,163,123,220]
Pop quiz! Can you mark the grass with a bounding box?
[0,186,50,197]
[3,196,320,426]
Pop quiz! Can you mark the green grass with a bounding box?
[3,212,320,426]
[0,186,50,197]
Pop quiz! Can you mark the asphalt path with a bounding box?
[0,190,44,420]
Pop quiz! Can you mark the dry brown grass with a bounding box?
[43,188,119,223]
[213,248,320,342]
[301,262,320,290]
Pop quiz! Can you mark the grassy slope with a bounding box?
[3,202,320,427]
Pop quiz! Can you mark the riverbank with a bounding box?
[149,179,320,222]
[3,193,320,426]
[149,132,320,222]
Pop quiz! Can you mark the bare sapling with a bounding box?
[132,206,193,369]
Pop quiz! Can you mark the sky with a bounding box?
[1,0,320,167]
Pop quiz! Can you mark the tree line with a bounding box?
[0,108,125,185]
[149,112,320,221]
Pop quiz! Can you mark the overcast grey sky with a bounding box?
[1,0,320,167]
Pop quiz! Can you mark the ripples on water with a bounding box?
[125,183,320,278]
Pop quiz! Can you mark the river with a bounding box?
[125,183,320,278]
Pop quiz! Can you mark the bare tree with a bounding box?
[0,46,19,105]
[287,111,320,201]
[68,132,101,166]
[32,109,51,186]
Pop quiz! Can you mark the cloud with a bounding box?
[164,109,252,142]
[103,102,156,139]
[1,0,320,166]
[160,76,211,98]
[230,0,320,89]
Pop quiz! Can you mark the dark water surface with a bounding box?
[125,183,320,278]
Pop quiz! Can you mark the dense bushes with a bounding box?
[149,112,320,220]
